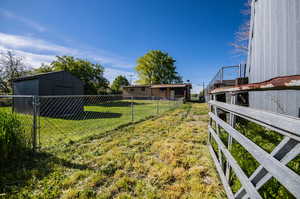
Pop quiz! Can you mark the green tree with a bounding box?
[111,75,129,93]
[0,51,29,93]
[32,63,53,74]
[51,56,109,94]
[135,50,182,85]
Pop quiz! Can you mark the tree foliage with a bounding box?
[32,63,53,74]
[0,51,29,93]
[135,50,182,85]
[36,56,109,94]
[51,56,109,94]
[111,75,129,93]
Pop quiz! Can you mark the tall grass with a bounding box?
[0,110,29,161]
[231,119,299,199]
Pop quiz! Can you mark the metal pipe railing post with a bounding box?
[225,93,237,182]
[221,67,224,84]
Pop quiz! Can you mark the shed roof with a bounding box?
[13,71,78,82]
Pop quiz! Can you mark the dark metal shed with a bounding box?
[13,71,84,117]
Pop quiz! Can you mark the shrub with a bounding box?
[0,110,29,160]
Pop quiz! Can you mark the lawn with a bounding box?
[0,103,225,199]
[0,99,178,149]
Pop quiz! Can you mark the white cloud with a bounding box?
[104,68,137,83]
[191,84,204,94]
[0,32,137,82]
[0,32,77,55]
[0,32,134,69]
[15,50,54,67]
[0,9,46,32]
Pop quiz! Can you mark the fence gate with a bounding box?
[207,75,300,199]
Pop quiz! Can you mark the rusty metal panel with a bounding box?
[210,75,300,94]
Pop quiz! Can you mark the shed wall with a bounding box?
[13,71,84,116]
[39,71,83,96]
[247,0,300,117]
[13,79,38,114]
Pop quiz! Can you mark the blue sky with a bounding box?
[0,0,248,93]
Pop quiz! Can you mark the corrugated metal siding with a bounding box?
[247,0,300,117]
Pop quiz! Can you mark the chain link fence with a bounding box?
[0,95,183,151]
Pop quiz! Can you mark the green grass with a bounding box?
[0,103,225,199]
[0,110,30,161]
[229,120,299,199]
[0,100,177,149]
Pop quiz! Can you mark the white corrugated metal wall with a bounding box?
[247,0,300,117]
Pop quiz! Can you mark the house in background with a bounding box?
[122,84,192,101]
[13,71,84,117]
[122,85,151,97]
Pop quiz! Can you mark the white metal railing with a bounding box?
[208,64,247,91]
[208,75,300,199]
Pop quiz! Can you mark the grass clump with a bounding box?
[62,170,91,187]
[0,110,29,161]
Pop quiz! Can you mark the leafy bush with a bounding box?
[0,110,29,160]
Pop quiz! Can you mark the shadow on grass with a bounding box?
[54,111,122,120]
[0,151,92,194]
[87,101,148,107]
[41,111,122,120]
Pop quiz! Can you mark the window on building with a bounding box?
[130,88,134,92]
[141,87,145,91]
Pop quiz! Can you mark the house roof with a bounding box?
[13,71,67,82]
[150,84,192,89]
[123,84,192,89]
[123,85,150,88]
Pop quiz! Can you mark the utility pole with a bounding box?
[128,74,134,85]
[203,81,205,96]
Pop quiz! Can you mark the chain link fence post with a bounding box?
[156,97,159,114]
[152,96,155,115]
[32,96,38,152]
[131,96,134,122]
[173,98,175,108]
